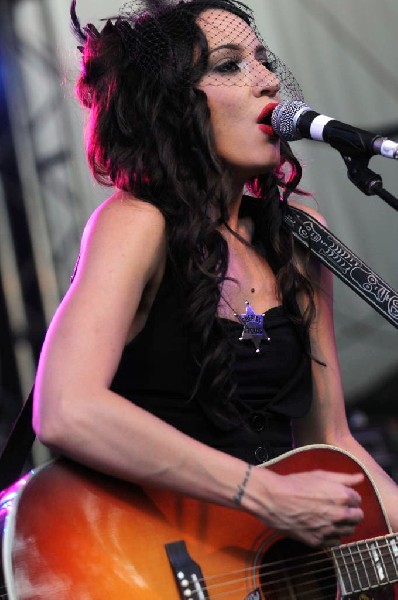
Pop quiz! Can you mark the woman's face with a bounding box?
[196,9,281,182]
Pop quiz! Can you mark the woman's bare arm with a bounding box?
[33,193,364,546]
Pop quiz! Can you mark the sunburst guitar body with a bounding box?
[1,444,398,599]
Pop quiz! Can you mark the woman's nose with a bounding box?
[252,65,280,98]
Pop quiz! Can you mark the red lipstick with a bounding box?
[257,101,279,136]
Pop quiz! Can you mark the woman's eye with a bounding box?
[213,60,240,74]
[260,58,275,72]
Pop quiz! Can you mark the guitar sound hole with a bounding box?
[260,539,336,599]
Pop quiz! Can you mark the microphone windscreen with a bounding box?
[271,100,311,141]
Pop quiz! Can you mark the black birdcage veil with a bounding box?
[90,0,305,102]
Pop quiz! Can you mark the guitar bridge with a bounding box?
[165,540,209,599]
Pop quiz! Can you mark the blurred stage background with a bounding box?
[0,0,397,477]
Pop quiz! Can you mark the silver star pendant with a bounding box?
[238,301,271,354]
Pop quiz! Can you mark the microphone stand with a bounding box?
[341,153,398,211]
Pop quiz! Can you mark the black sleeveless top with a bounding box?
[111,261,312,465]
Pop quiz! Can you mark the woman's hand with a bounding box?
[249,469,364,547]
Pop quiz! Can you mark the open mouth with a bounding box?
[257,102,279,136]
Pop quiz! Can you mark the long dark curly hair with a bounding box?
[70,0,315,417]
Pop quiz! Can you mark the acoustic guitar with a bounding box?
[1,444,397,599]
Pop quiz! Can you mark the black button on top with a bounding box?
[249,413,266,432]
[255,446,269,463]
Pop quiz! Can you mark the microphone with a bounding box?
[271,100,398,160]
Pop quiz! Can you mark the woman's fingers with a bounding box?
[257,469,366,547]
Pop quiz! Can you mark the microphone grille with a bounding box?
[271,100,311,142]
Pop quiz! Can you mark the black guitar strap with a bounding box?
[1,208,397,490]
[285,206,398,329]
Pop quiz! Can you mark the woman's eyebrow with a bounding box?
[209,43,267,56]
[208,43,242,55]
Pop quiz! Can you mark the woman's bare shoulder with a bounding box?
[85,190,166,234]
[81,191,166,255]
[74,191,167,287]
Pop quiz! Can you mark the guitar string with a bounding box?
[192,564,394,600]
[195,564,338,600]
[200,553,333,589]
[196,553,397,600]
[199,548,330,581]
[195,536,398,584]
[192,548,364,587]
[188,539,398,600]
[195,565,396,600]
[193,578,340,600]
[195,565,336,600]
[331,538,398,577]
